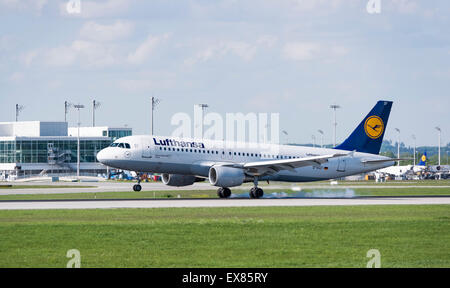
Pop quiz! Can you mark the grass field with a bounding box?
[0,205,449,267]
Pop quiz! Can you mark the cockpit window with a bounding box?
[110,142,131,149]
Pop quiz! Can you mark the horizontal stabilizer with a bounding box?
[361,158,410,164]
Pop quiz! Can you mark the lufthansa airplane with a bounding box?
[97,101,396,198]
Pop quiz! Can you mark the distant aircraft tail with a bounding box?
[335,101,393,155]
[418,151,427,166]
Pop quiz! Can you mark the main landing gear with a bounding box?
[133,172,142,192]
[217,187,231,198]
[249,177,264,199]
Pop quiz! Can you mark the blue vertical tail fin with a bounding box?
[335,101,393,155]
[418,151,427,166]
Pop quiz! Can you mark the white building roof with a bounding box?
[0,121,68,137]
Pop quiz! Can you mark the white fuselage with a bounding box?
[97,135,394,183]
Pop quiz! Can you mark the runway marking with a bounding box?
[0,197,449,210]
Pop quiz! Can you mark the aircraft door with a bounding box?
[337,158,347,172]
[337,158,346,172]
[142,139,154,158]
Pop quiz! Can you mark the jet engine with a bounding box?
[208,166,246,187]
[161,174,199,187]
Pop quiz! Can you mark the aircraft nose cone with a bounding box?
[97,148,109,164]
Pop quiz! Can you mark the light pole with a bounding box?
[196,104,208,139]
[74,104,85,179]
[318,129,324,148]
[64,101,73,122]
[395,128,400,166]
[330,104,341,147]
[151,96,160,135]
[92,100,101,127]
[435,127,441,166]
[312,135,316,147]
[282,130,288,144]
[412,134,416,165]
[15,104,24,122]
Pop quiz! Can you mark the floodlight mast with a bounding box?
[318,129,324,148]
[74,104,85,180]
[15,104,24,122]
[64,101,73,122]
[93,100,101,127]
[436,127,441,166]
[395,128,401,166]
[330,104,341,147]
[151,96,160,135]
[196,104,209,139]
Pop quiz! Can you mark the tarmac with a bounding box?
[0,196,449,210]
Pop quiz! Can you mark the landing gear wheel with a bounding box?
[250,187,263,199]
[217,187,231,198]
[133,172,142,192]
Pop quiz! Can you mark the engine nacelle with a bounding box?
[162,174,197,187]
[209,166,245,187]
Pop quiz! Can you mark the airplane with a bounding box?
[376,151,427,177]
[97,100,397,198]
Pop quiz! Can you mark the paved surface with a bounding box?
[0,197,449,210]
[1,181,450,195]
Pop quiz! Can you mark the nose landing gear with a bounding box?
[133,172,142,192]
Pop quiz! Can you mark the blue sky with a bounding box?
[0,0,449,146]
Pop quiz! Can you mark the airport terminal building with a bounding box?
[0,121,131,180]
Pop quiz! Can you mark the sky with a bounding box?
[0,0,449,147]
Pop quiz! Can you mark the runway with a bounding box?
[2,181,450,195]
[1,196,449,210]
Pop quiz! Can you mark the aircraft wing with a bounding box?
[219,153,348,176]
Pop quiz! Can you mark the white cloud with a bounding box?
[79,20,134,42]
[127,34,169,64]
[282,42,348,61]
[44,40,117,68]
[8,71,24,82]
[20,50,38,66]
[389,0,419,14]
[256,35,278,48]
[282,42,321,61]
[60,0,131,18]
[286,0,357,12]
[0,0,48,14]
[184,40,261,66]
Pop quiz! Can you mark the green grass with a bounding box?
[0,205,449,267]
